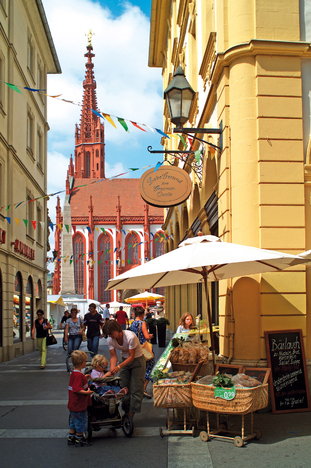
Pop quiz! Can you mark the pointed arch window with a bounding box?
[86,152,91,178]
[98,233,112,303]
[73,233,86,295]
[126,233,139,265]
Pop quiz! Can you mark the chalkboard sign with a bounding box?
[214,364,242,376]
[242,367,271,385]
[265,329,311,414]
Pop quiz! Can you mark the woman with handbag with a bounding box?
[64,308,83,372]
[31,309,52,369]
[130,306,155,399]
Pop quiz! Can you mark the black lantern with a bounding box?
[164,66,196,128]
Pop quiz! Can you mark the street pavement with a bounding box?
[0,331,310,468]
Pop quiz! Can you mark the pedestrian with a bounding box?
[82,303,104,357]
[103,303,110,322]
[67,350,93,447]
[60,310,71,330]
[115,306,129,330]
[64,308,83,371]
[130,306,155,399]
[49,314,55,328]
[106,319,146,420]
[31,309,52,369]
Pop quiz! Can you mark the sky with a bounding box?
[43,0,164,267]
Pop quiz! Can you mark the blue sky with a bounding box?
[43,0,164,263]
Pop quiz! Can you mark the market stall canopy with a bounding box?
[47,295,66,307]
[125,292,165,305]
[103,301,130,309]
[107,234,311,365]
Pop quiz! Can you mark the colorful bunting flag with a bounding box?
[23,219,28,228]
[31,221,37,230]
[102,113,117,129]
[117,117,129,133]
[5,82,22,94]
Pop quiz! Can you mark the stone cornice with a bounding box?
[70,216,164,225]
[304,164,311,184]
[212,39,311,87]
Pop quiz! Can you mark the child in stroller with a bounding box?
[90,355,127,401]
[86,355,133,440]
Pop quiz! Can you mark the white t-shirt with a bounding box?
[107,330,142,359]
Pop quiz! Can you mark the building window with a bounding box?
[13,272,23,341]
[0,53,4,110]
[27,110,34,157]
[26,191,34,238]
[86,152,91,177]
[27,33,34,76]
[0,159,3,208]
[0,268,2,347]
[25,276,33,339]
[73,233,85,295]
[37,127,43,170]
[37,204,42,244]
[98,233,112,303]
[125,233,139,265]
[96,163,98,170]
[96,149,99,158]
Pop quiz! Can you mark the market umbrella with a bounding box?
[125,291,165,308]
[107,235,310,365]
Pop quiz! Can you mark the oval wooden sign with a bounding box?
[139,166,192,207]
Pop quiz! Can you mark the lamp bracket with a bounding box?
[147,146,203,182]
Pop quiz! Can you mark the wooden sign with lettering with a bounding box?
[139,166,192,208]
[265,329,311,414]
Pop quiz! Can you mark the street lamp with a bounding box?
[164,66,222,147]
[164,66,196,130]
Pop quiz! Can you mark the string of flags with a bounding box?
[47,230,174,265]
[1,80,201,158]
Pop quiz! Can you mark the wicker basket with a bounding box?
[153,383,193,409]
[172,361,210,376]
[191,382,268,414]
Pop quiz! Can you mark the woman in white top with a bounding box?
[106,320,146,419]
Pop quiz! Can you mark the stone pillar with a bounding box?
[60,201,75,294]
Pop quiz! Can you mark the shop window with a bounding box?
[25,276,33,338]
[0,268,2,347]
[13,272,23,341]
[125,233,139,265]
[36,279,42,310]
[98,233,112,303]
[73,233,85,295]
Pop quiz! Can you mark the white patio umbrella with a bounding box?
[107,235,310,365]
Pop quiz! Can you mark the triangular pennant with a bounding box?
[154,162,162,172]
[195,150,201,163]
[5,217,11,224]
[155,128,170,138]
[117,117,129,133]
[177,134,187,149]
[5,82,22,94]
[23,219,28,228]
[49,222,54,231]
[72,225,76,234]
[40,221,45,229]
[90,108,104,119]
[130,121,147,132]
[57,224,62,232]
[31,221,37,230]
[15,218,19,226]
[98,260,101,265]
[102,113,117,129]
[65,224,69,233]
[101,228,106,234]
[86,227,91,234]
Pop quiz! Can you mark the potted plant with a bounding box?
[146,318,158,344]
[156,317,170,347]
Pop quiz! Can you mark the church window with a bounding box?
[126,233,139,265]
[73,233,85,295]
[97,163,99,170]
[96,149,99,158]
[98,233,112,303]
[86,152,91,177]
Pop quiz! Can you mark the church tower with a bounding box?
[74,41,105,179]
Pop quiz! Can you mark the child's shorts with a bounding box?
[69,410,87,433]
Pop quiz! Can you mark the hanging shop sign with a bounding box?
[13,239,35,260]
[0,228,6,244]
[139,166,192,208]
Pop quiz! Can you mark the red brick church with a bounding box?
[53,43,164,303]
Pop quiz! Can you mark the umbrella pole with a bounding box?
[203,274,216,373]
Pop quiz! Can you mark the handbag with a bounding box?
[46,329,57,346]
[139,322,154,361]
[81,330,87,342]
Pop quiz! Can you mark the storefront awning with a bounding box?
[47,295,66,307]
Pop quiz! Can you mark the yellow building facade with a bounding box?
[0,0,60,361]
[149,0,311,373]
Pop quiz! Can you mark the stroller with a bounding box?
[85,375,134,441]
